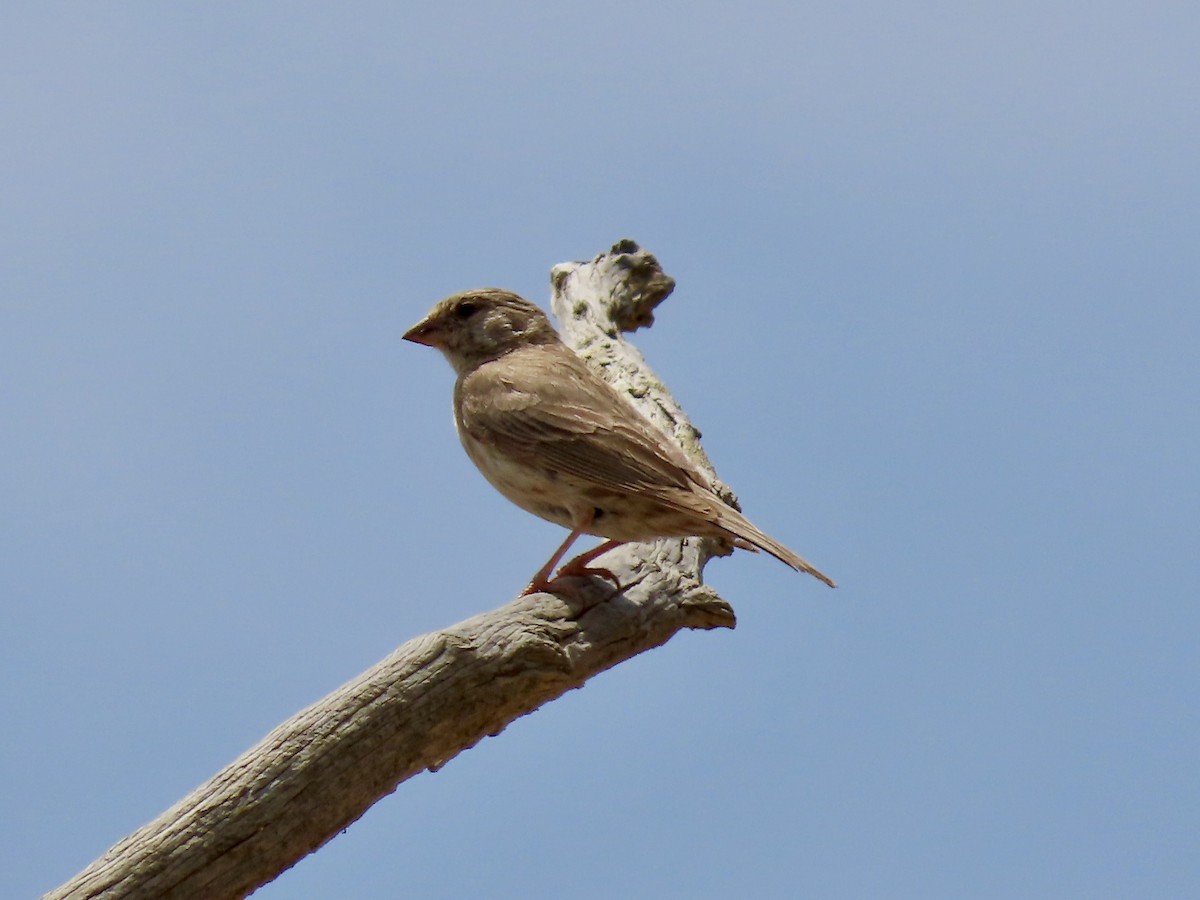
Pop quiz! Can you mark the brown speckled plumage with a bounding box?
[403,288,834,593]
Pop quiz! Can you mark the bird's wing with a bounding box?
[458,344,838,587]
[457,344,701,495]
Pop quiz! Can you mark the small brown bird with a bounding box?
[403,288,835,594]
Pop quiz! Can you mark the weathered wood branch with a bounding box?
[46,240,738,900]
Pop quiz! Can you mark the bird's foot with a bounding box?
[519,565,622,597]
[519,577,556,597]
[555,562,622,592]
[520,538,626,596]
[555,539,624,591]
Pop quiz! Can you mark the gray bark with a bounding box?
[46,240,737,900]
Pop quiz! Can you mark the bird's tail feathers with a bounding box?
[721,510,836,588]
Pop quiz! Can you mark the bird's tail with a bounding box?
[719,508,836,588]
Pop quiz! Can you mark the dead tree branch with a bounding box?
[46,240,737,900]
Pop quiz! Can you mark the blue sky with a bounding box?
[4,3,1197,897]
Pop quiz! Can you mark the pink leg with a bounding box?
[521,510,628,596]
[520,526,587,596]
[556,540,625,590]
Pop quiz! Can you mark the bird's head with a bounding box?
[403,288,560,374]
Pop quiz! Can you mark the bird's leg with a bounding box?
[520,526,587,596]
[556,539,625,591]
[521,509,627,595]
[555,508,625,589]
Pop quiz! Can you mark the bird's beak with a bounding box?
[402,317,440,348]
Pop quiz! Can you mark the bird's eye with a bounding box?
[454,301,479,319]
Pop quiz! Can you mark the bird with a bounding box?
[403,288,835,595]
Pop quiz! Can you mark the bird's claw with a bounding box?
[518,565,623,597]
[557,563,622,591]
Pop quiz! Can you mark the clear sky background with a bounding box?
[4,3,1197,898]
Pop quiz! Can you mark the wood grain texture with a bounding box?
[46,240,737,900]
